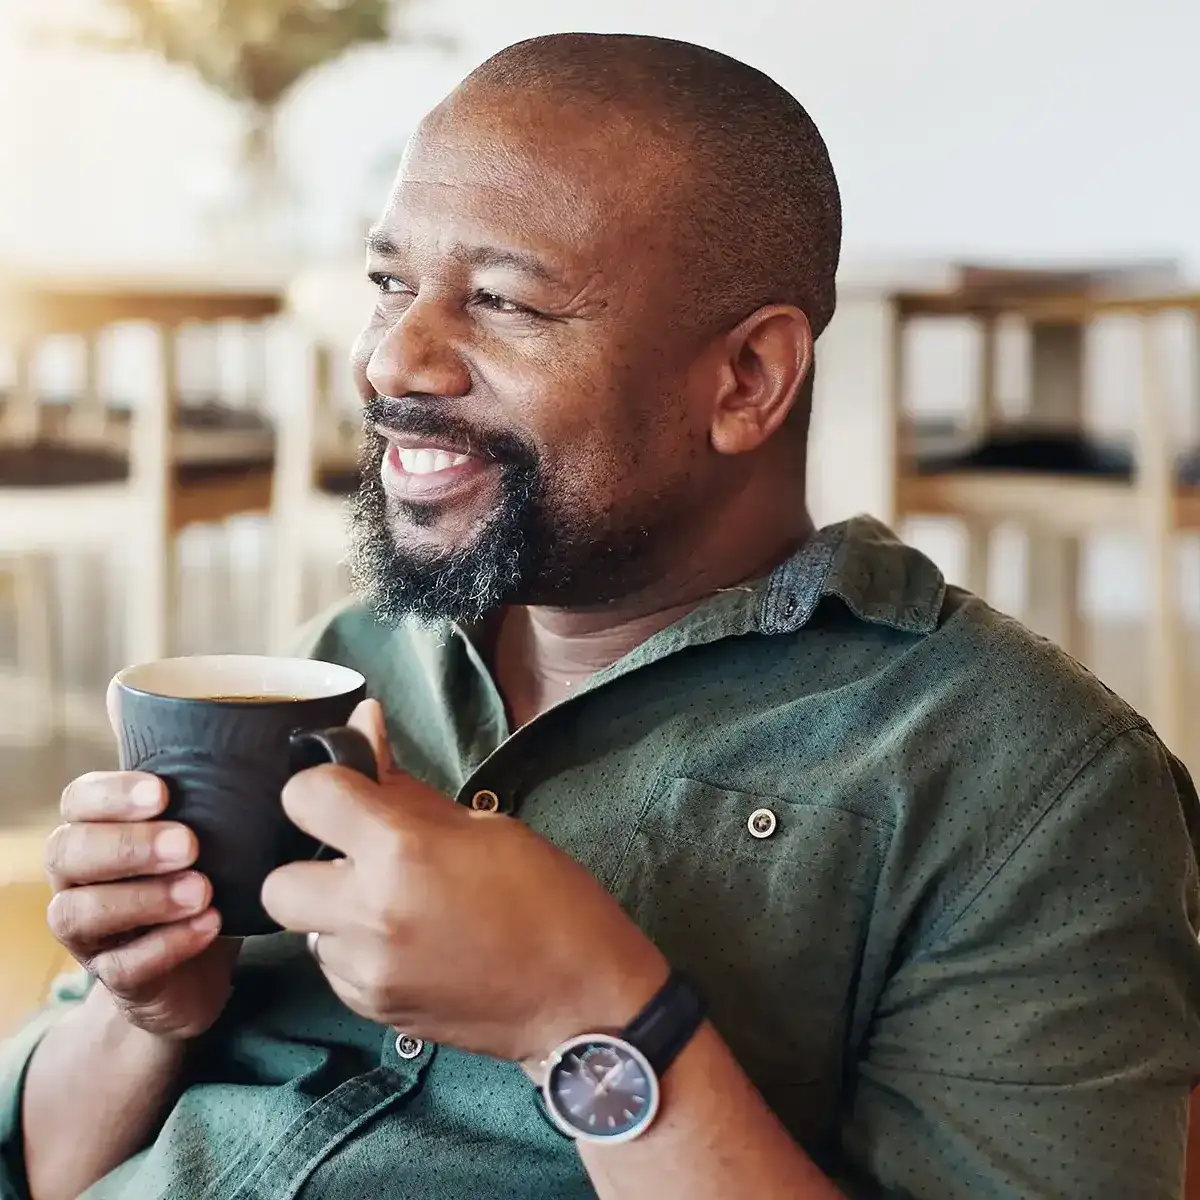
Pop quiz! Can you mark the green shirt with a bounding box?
[4,516,1200,1199]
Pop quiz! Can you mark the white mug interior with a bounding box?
[114,655,365,702]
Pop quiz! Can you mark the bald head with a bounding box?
[459,33,842,338]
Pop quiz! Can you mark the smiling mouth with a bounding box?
[377,431,500,505]
[394,448,472,475]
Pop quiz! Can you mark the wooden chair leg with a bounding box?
[124,326,176,668]
[268,512,308,655]
[962,519,991,601]
[124,526,173,669]
[1146,528,1183,753]
[268,335,323,655]
[1025,533,1084,659]
[12,554,60,742]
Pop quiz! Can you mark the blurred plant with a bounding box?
[42,0,453,252]
[54,0,451,111]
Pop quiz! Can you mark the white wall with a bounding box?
[2,0,1198,271]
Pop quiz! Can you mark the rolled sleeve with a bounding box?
[0,972,91,1200]
[844,728,1200,1198]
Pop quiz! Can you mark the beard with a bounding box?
[348,397,662,626]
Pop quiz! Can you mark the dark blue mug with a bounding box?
[108,655,378,937]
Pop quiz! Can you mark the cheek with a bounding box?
[490,338,695,502]
[537,401,680,515]
[529,374,635,475]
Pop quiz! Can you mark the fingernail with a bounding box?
[155,827,194,866]
[170,873,206,909]
[132,779,163,811]
[190,909,221,935]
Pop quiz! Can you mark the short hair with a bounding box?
[464,33,842,338]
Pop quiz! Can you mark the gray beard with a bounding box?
[347,432,542,626]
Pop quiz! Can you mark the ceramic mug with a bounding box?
[108,655,377,937]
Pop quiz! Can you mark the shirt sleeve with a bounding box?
[841,726,1200,1199]
[0,972,92,1200]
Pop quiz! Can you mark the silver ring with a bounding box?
[306,931,321,961]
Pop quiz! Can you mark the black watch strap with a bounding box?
[620,969,706,1076]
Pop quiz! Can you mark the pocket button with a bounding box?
[395,1034,424,1060]
[747,807,778,839]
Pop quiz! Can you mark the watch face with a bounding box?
[545,1037,659,1143]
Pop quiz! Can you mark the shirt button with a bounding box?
[747,807,777,839]
[470,789,501,813]
[394,1033,424,1060]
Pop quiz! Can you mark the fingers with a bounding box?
[44,820,197,889]
[47,870,211,952]
[60,771,167,823]
[281,754,449,859]
[304,930,372,991]
[85,910,223,996]
[260,858,354,934]
[347,699,396,775]
[303,934,382,1023]
[280,764,382,857]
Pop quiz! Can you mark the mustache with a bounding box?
[363,395,534,464]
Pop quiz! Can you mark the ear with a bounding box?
[709,305,814,456]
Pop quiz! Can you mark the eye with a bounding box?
[369,273,411,297]
[474,290,536,317]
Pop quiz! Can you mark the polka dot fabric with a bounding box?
[3,516,1195,1199]
[302,516,1200,1198]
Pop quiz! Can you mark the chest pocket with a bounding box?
[611,777,887,1142]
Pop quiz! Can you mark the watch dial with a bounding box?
[548,1042,654,1138]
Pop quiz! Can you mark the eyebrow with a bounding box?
[365,228,567,287]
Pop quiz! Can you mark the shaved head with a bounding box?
[464,33,842,338]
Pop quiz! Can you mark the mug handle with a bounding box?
[286,726,380,862]
[288,726,380,784]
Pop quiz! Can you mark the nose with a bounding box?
[364,296,471,402]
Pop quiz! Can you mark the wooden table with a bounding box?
[0,267,291,732]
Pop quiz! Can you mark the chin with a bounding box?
[387,498,499,549]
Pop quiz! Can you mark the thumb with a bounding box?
[347,698,396,776]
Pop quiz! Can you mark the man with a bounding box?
[4,30,1200,1200]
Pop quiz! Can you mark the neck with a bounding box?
[492,505,814,727]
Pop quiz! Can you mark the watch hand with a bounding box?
[594,1060,627,1098]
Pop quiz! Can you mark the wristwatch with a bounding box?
[536,969,706,1144]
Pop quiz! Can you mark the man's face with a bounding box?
[349,91,715,624]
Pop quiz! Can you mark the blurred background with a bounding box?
[1,0,1199,955]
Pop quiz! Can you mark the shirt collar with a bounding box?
[759,514,946,637]
[464,515,949,700]
[440,515,947,704]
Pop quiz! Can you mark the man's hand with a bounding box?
[44,772,240,1040]
[261,700,668,1064]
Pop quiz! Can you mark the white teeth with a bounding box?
[396,448,470,475]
